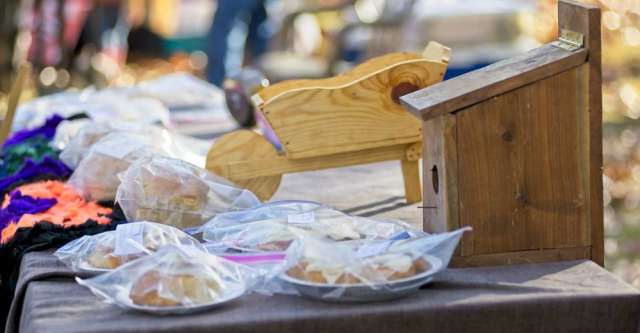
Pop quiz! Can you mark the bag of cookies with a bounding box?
[200,200,423,252]
[55,221,205,273]
[76,244,260,314]
[277,227,471,302]
[116,155,260,229]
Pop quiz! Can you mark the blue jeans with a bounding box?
[206,0,268,86]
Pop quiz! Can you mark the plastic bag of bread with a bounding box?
[57,121,156,167]
[200,200,424,252]
[58,121,209,169]
[116,155,260,229]
[55,221,205,273]
[278,227,471,302]
[67,129,208,201]
[76,244,259,314]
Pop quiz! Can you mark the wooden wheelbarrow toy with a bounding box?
[207,42,450,202]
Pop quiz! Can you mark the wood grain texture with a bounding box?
[206,130,282,201]
[208,131,422,202]
[450,246,591,268]
[256,52,423,103]
[256,55,447,159]
[410,0,602,267]
[455,66,591,255]
[222,143,412,179]
[0,64,30,145]
[559,0,604,266]
[422,114,460,235]
[401,159,421,204]
[422,42,451,64]
[400,45,587,121]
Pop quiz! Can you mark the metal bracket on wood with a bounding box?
[551,29,584,51]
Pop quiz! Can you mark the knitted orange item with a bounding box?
[1,181,112,243]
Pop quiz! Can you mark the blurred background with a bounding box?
[0,0,639,285]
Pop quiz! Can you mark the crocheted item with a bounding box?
[0,157,72,196]
[0,136,60,177]
[0,218,122,328]
[3,114,63,148]
[0,181,112,243]
[0,191,57,231]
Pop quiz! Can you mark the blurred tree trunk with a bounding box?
[0,0,19,92]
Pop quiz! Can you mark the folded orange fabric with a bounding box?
[1,180,111,243]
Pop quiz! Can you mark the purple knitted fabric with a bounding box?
[0,191,57,231]
[0,157,72,195]
[3,114,64,148]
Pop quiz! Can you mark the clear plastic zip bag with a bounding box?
[57,121,209,169]
[116,155,260,229]
[58,121,161,168]
[55,221,205,273]
[76,244,260,314]
[277,227,471,302]
[66,130,207,201]
[200,200,424,252]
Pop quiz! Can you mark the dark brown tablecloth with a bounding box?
[8,251,640,333]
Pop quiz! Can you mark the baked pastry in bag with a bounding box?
[55,221,205,272]
[76,244,259,314]
[116,155,260,229]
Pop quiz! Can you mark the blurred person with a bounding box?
[206,0,271,86]
[18,0,92,68]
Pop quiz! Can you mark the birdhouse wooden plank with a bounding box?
[401,0,603,267]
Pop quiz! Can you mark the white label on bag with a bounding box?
[113,223,145,256]
[356,241,393,258]
[287,211,315,224]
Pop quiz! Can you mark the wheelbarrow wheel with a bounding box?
[206,130,282,201]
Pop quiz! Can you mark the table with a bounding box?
[8,251,640,333]
[6,163,640,332]
[271,161,422,226]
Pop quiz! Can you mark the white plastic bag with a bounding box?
[200,200,424,252]
[67,132,185,201]
[116,155,260,229]
[278,227,471,302]
[76,244,260,314]
[133,73,227,110]
[58,121,158,168]
[58,121,209,169]
[51,119,93,150]
[55,221,205,272]
[13,90,87,131]
[14,87,171,131]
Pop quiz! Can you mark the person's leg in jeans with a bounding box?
[206,0,263,86]
[244,2,269,64]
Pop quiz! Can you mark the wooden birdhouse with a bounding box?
[401,0,604,267]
